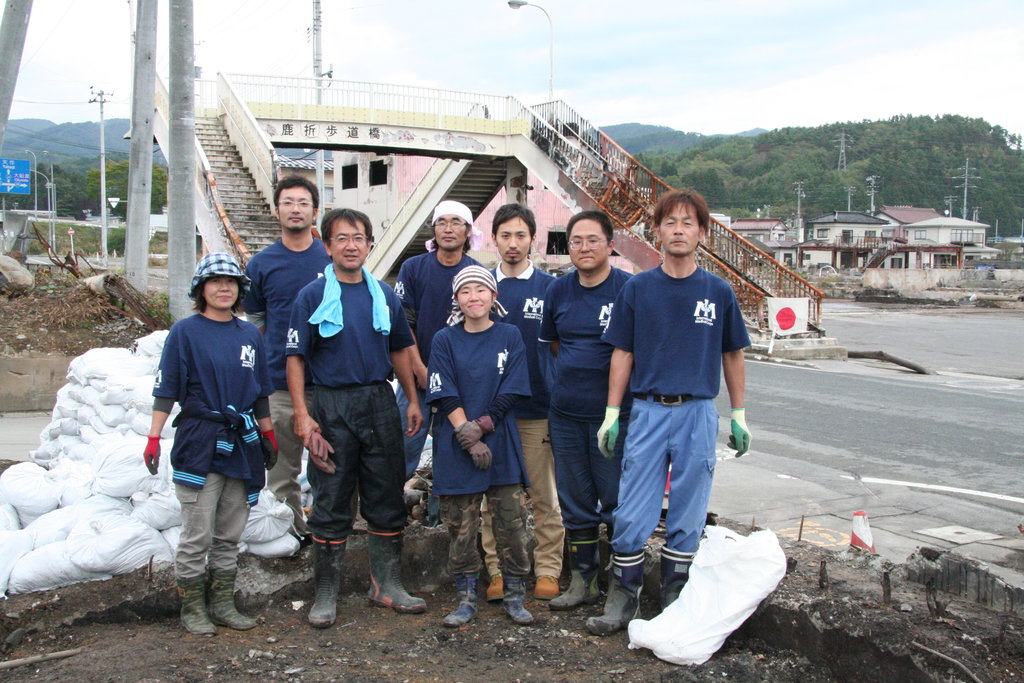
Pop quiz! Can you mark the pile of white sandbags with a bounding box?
[0,330,300,597]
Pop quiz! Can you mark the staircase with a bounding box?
[194,118,280,252]
[865,244,894,269]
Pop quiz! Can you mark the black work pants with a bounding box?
[308,382,406,540]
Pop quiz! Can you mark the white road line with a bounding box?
[840,475,1024,505]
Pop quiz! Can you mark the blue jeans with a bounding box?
[611,398,718,555]
[548,411,628,530]
[396,384,432,479]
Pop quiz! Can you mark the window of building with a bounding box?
[914,230,926,240]
[546,228,568,255]
[865,230,876,238]
[841,230,853,243]
[369,160,388,186]
[816,228,829,239]
[950,229,976,243]
[341,164,358,190]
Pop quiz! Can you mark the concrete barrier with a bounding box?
[0,356,71,412]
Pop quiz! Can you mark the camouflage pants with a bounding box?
[440,485,530,577]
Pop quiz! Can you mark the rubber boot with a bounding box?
[442,573,478,627]
[660,546,693,609]
[208,568,257,630]
[366,532,427,614]
[177,574,216,636]
[308,537,346,628]
[502,575,534,625]
[549,527,601,611]
[586,550,644,636]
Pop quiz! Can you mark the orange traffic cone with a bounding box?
[850,510,876,553]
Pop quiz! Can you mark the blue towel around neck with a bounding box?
[308,265,391,338]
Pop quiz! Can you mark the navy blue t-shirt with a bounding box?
[494,265,554,420]
[243,238,330,389]
[539,267,633,421]
[286,276,414,387]
[395,252,480,365]
[602,267,750,398]
[427,322,531,495]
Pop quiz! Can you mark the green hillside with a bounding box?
[634,115,1024,238]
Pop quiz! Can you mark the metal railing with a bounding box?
[218,74,277,209]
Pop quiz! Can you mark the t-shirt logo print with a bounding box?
[522,297,544,321]
[240,344,256,369]
[599,303,614,330]
[285,328,299,350]
[428,372,442,394]
[497,348,509,375]
[394,281,405,298]
[693,299,717,327]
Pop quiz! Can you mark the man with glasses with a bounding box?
[244,176,331,545]
[286,208,426,627]
[394,200,481,478]
[538,210,633,610]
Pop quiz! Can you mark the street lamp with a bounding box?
[507,0,554,102]
[23,150,38,213]
[42,151,57,246]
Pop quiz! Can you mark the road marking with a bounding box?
[775,520,849,547]
[841,476,1024,505]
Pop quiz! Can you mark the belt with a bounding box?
[632,392,695,406]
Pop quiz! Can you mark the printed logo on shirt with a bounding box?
[240,344,256,369]
[522,297,544,321]
[154,369,162,389]
[428,372,442,395]
[394,281,405,298]
[286,328,299,350]
[693,299,717,326]
[497,348,509,375]
[599,303,614,330]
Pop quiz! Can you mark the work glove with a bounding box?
[728,408,751,456]
[597,406,620,460]
[455,415,494,450]
[143,435,161,475]
[307,431,336,474]
[261,429,279,471]
[467,440,492,470]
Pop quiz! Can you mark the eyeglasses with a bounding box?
[434,219,467,229]
[568,237,608,250]
[327,234,368,245]
[278,199,314,208]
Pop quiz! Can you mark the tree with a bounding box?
[86,161,168,217]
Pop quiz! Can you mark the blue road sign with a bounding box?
[1,158,31,195]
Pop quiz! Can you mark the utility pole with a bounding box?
[943,195,956,217]
[844,185,857,212]
[971,206,980,222]
[953,157,980,219]
[311,0,329,209]
[90,87,112,262]
[834,130,852,171]
[168,0,196,320]
[125,0,157,291]
[792,181,806,240]
[865,175,880,214]
[0,0,33,150]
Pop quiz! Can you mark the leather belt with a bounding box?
[632,392,695,406]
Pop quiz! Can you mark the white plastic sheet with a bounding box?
[628,527,787,666]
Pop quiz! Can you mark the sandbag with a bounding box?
[67,348,141,385]
[63,440,96,464]
[53,384,82,418]
[628,527,787,666]
[7,541,113,594]
[49,459,95,506]
[67,383,101,407]
[66,515,173,575]
[134,330,169,358]
[98,374,154,406]
[130,490,182,530]
[91,435,167,498]
[0,462,62,526]
[0,530,35,596]
[241,489,293,543]
[46,417,80,440]
[246,533,299,558]
[30,437,62,467]
[26,495,131,548]
[126,407,174,439]
[0,503,21,531]
[161,525,181,552]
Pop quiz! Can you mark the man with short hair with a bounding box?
[538,210,633,611]
[286,208,426,628]
[244,176,331,543]
[587,189,752,636]
[394,200,481,478]
[480,203,564,601]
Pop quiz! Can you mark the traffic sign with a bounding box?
[68,228,75,235]
[0,158,31,195]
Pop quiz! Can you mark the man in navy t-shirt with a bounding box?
[478,203,563,603]
[243,176,330,543]
[587,189,752,637]
[538,210,632,611]
[394,200,481,477]
[286,208,426,628]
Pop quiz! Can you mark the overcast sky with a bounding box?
[10,0,1024,137]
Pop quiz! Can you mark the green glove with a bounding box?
[728,408,751,456]
[597,406,621,460]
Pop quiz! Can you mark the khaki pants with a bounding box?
[482,418,564,578]
[267,388,312,536]
[175,473,248,580]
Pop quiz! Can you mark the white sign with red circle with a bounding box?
[766,297,808,336]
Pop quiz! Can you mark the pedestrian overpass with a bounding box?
[154,73,823,330]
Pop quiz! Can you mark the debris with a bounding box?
[910,641,984,683]
[881,570,891,605]
[0,647,83,671]
[818,560,829,589]
[847,350,933,375]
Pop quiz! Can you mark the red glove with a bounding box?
[144,436,161,475]
[261,429,279,470]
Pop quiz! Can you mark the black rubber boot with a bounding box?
[660,546,693,609]
[502,575,534,625]
[442,573,478,627]
[308,537,346,628]
[585,550,644,636]
[177,574,216,636]
[208,568,256,630]
[549,527,601,611]
[366,532,427,614]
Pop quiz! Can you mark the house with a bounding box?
[874,205,943,241]
[797,211,893,269]
[731,217,788,242]
[902,217,999,264]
